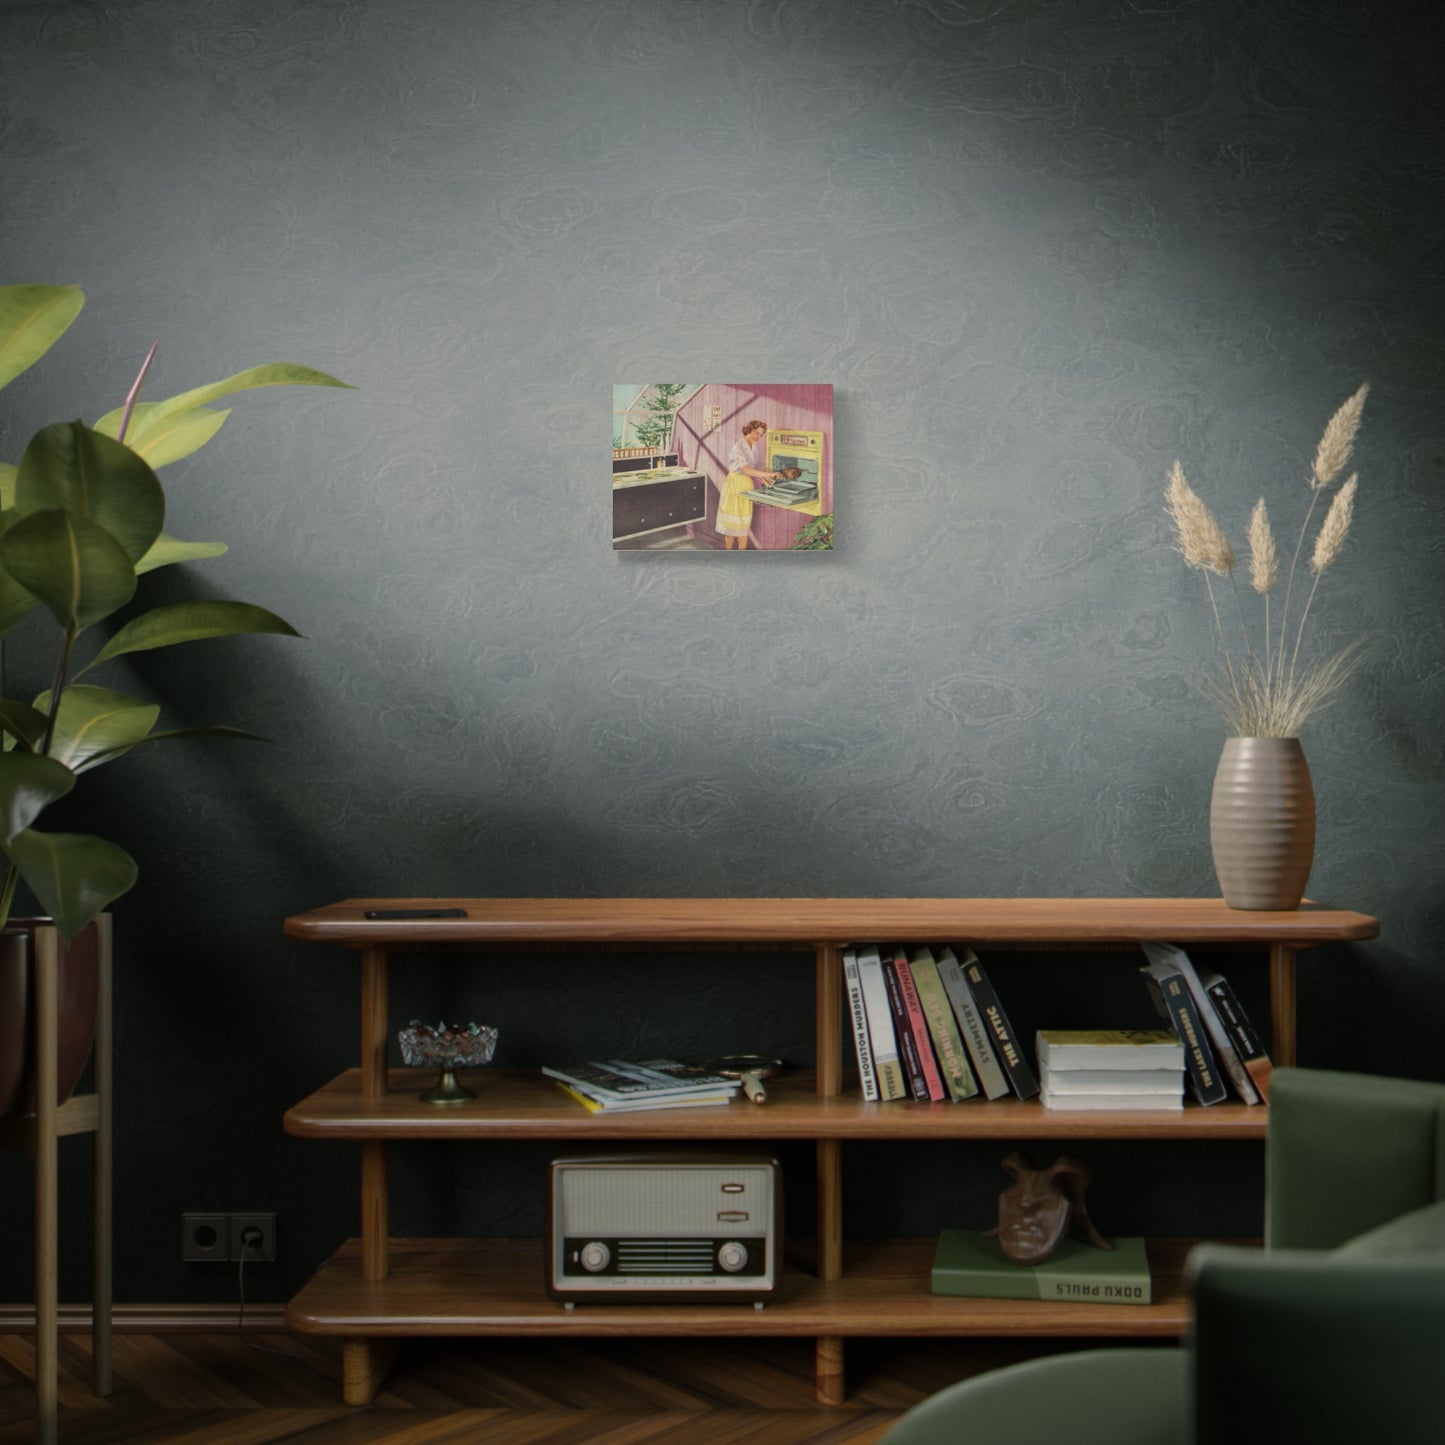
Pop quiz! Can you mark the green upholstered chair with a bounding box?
[881,1067,1445,1445]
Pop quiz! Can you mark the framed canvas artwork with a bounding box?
[612,384,833,551]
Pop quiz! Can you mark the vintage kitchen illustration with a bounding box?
[612,383,833,551]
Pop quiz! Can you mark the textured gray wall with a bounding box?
[1,0,1441,1303]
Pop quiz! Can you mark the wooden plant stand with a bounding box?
[0,916,113,1445]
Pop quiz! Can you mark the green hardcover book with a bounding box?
[931,1230,1152,1305]
[908,948,979,1100]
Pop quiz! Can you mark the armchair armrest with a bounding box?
[1191,1244,1445,1443]
[1266,1066,1445,1249]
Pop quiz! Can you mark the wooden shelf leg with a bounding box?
[814,947,845,1273]
[92,915,113,1398]
[359,945,390,1282]
[1269,944,1297,1067]
[361,1141,389,1282]
[814,944,846,1405]
[815,943,843,1098]
[35,928,59,1445]
[815,1334,845,1406]
[342,1337,399,1406]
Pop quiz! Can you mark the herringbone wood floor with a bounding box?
[0,1332,1112,1443]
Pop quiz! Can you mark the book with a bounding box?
[1139,959,1228,1105]
[1039,1088,1183,1112]
[554,1081,735,1113]
[1141,942,1260,1105]
[880,948,931,1101]
[541,1058,740,1103]
[1039,1060,1183,1094]
[889,946,947,1101]
[959,952,1040,1100]
[843,948,879,1101]
[1035,1029,1184,1071]
[908,948,980,1101]
[1199,966,1273,1101]
[931,1229,1152,1304]
[936,946,1010,1099]
[856,944,909,1100]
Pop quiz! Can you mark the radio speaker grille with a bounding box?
[615,1240,717,1273]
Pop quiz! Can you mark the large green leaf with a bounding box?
[84,600,300,671]
[0,547,39,639]
[0,464,16,510]
[31,685,159,773]
[81,723,265,767]
[2,828,137,941]
[0,285,84,392]
[0,508,137,631]
[0,752,76,842]
[14,421,165,563]
[107,362,352,449]
[134,533,228,576]
[92,402,231,468]
[0,698,50,751]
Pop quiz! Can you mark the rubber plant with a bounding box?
[0,283,349,939]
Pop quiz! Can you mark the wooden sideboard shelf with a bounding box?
[288,1237,1208,1338]
[286,1067,1271,1141]
[280,897,1378,1406]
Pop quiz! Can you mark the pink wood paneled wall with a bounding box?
[674,383,833,549]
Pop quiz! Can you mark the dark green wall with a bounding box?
[1,0,1441,1305]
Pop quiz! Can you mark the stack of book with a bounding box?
[843,943,1039,1103]
[543,1058,740,1113]
[1036,1029,1186,1111]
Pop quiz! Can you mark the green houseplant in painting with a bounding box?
[0,283,349,941]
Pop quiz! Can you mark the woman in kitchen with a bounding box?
[716,418,777,549]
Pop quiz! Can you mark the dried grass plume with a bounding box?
[1166,461,1235,574]
[1310,474,1357,573]
[1248,500,1277,593]
[1164,382,1370,737]
[1311,383,1369,488]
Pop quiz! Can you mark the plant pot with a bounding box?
[1210,737,1316,911]
[0,918,100,1116]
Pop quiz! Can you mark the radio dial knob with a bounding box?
[579,1241,611,1273]
[717,1241,749,1273]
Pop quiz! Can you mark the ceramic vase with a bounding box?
[0,919,100,1116]
[1210,737,1315,911]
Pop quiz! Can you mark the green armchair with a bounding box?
[881,1067,1445,1445]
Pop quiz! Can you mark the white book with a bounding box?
[1040,1061,1183,1094]
[1035,1030,1184,1071]
[843,948,879,1101]
[1141,942,1260,1105]
[1041,1088,1184,1112]
[856,944,908,1100]
[936,946,1010,1099]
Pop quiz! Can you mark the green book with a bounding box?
[908,948,979,1100]
[931,1230,1152,1305]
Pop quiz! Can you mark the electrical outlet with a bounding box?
[229,1212,276,1262]
[181,1211,277,1262]
[181,1212,230,1262]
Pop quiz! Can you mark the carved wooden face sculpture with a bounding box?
[990,1151,1112,1265]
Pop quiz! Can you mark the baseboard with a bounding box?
[0,1302,287,1333]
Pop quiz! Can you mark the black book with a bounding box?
[881,950,929,1100]
[1200,967,1273,1102]
[1140,959,1228,1105]
[960,953,1039,1100]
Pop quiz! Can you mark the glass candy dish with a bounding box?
[397,1020,499,1104]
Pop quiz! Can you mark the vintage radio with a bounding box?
[546,1150,782,1305]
